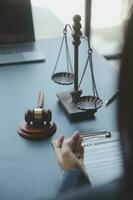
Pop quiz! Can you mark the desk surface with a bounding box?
[0,37,118,200]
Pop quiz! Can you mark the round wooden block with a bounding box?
[17,121,57,140]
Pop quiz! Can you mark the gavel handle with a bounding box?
[37,91,44,108]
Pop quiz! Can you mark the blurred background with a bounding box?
[31,0,132,68]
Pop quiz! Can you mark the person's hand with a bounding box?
[53,131,84,171]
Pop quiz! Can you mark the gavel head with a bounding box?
[25,108,52,126]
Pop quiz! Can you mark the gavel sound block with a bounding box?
[17,92,57,140]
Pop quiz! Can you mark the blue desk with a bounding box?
[0,37,118,200]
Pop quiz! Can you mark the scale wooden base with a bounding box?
[17,121,56,140]
[57,91,96,121]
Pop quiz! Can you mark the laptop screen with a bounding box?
[0,0,35,44]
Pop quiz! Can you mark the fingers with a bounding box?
[52,135,64,159]
[53,133,84,171]
[63,131,83,155]
[61,131,80,152]
[53,135,64,148]
[72,131,83,155]
[53,131,83,158]
[72,131,80,143]
[57,135,64,148]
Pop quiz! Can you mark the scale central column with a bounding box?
[72,15,82,92]
[74,45,79,91]
[56,15,91,120]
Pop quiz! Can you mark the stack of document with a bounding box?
[83,131,124,187]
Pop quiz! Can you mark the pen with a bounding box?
[105,91,119,106]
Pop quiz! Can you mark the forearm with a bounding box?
[59,168,91,194]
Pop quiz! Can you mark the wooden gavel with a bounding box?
[17,91,56,140]
[25,92,52,127]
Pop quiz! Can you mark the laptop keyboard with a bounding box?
[0,44,35,54]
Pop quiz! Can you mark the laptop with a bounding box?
[0,0,45,65]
